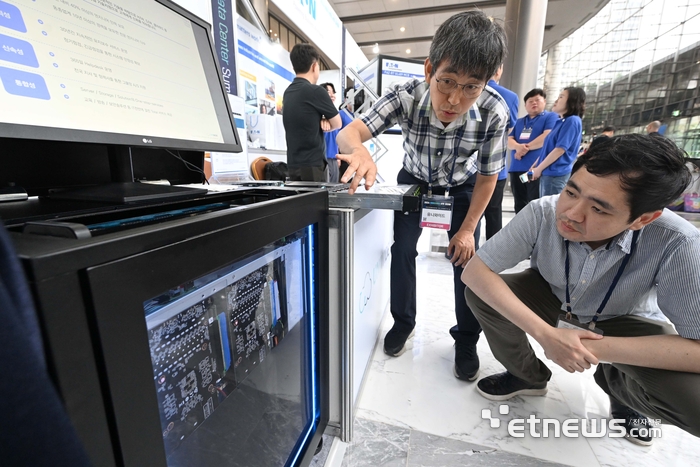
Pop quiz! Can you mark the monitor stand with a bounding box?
[48,182,208,204]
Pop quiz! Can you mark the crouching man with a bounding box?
[462,134,700,445]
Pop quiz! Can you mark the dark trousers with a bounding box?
[391,169,482,346]
[483,178,507,240]
[466,269,700,437]
[288,164,328,182]
[326,158,339,183]
[510,172,540,214]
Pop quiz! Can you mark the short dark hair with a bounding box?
[602,125,616,132]
[320,82,335,93]
[524,88,546,103]
[428,11,506,81]
[572,134,691,222]
[290,44,320,74]
[563,86,586,118]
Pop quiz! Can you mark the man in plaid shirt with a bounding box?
[337,11,509,381]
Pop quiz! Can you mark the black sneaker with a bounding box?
[476,371,548,401]
[453,343,480,381]
[383,327,415,357]
[610,397,654,446]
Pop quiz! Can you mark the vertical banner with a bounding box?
[211,0,237,95]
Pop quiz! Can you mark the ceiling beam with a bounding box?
[357,36,434,47]
[339,0,507,23]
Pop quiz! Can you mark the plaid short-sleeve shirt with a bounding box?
[361,79,509,187]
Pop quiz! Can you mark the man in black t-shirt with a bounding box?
[282,44,341,181]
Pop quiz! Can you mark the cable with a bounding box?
[165,149,209,185]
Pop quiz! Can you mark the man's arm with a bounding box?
[448,174,497,266]
[462,255,603,372]
[523,129,552,150]
[508,136,529,160]
[583,335,700,374]
[336,119,377,193]
[326,114,342,131]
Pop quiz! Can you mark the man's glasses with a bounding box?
[434,77,484,98]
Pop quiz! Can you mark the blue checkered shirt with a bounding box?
[361,79,509,187]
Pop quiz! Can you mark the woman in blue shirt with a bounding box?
[531,87,586,196]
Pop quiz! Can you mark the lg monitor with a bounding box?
[0,0,241,153]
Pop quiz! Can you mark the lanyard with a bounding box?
[426,132,458,197]
[523,113,538,131]
[523,112,544,131]
[564,229,640,330]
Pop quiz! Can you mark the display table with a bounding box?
[317,184,420,443]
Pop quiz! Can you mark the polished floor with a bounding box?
[313,195,700,467]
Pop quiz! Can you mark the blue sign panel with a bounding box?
[211,0,237,96]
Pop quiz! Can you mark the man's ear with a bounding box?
[629,210,663,230]
[424,58,432,83]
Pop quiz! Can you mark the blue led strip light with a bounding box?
[288,225,318,467]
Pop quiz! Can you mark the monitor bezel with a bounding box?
[0,0,242,153]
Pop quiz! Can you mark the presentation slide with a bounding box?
[0,0,225,144]
[236,16,293,116]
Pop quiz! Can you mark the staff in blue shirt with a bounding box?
[508,89,558,212]
[484,65,518,239]
[321,82,354,182]
[531,87,586,196]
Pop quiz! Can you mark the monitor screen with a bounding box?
[144,226,319,466]
[0,0,240,152]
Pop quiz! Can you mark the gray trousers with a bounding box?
[327,158,339,183]
[465,268,700,437]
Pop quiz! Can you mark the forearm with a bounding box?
[462,256,552,337]
[583,334,700,373]
[507,137,520,150]
[459,173,497,233]
[337,120,372,154]
[328,114,342,131]
[526,132,549,150]
[535,147,565,171]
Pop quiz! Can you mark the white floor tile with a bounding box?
[354,242,700,467]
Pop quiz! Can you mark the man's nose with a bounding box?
[447,88,462,105]
[566,202,585,222]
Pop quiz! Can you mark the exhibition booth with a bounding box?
[0,0,428,465]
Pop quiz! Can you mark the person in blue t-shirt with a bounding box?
[508,88,559,213]
[484,65,518,239]
[321,82,354,183]
[531,87,585,196]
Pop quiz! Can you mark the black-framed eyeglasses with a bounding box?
[434,77,484,98]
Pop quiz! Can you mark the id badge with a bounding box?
[556,314,604,336]
[420,195,454,230]
[519,129,532,140]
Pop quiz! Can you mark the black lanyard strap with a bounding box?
[564,229,640,329]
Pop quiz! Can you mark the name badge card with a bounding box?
[420,195,454,230]
[519,129,532,140]
[555,314,604,336]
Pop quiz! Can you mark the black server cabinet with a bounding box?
[10,189,329,467]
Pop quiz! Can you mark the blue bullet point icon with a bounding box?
[60,84,66,88]
[42,31,47,36]
[49,52,55,57]
[64,94,69,99]
[38,20,43,24]
[53,63,58,67]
